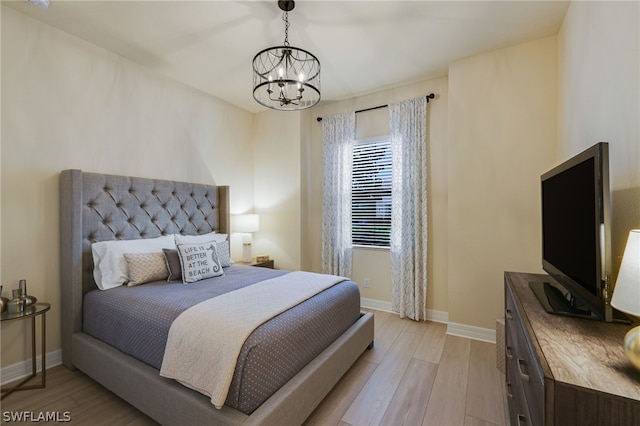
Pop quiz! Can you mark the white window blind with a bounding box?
[352,137,392,247]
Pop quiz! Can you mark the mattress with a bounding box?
[82,265,361,413]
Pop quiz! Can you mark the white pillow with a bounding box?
[92,235,176,290]
[177,241,225,283]
[174,232,227,245]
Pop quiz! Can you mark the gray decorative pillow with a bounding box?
[162,249,182,282]
[123,252,169,286]
[177,241,224,283]
[216,240,233,267]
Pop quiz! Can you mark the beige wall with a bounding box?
[4,0,637,371]
[251,110,302,271]
[301,76,450,313]
[447,37,558,329]
[558,1,640,277]
[1,7,255,367]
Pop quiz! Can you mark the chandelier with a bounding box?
[252,1,321,111]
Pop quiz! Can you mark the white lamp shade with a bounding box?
[234,214,260,233]
[611,230,640,316]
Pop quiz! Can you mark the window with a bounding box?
[352,137,392,248]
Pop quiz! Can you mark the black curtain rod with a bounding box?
[316,93,435,122]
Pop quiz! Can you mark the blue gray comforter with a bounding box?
[83,265,360,413]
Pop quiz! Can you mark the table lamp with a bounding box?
[611,229,640,369]
[234,214,260,263]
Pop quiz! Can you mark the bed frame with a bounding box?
[59,169,374,425]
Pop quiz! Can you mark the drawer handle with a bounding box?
[506,382,513,399]
[517,414,528,426]
[506,345,514,360]
[505,308,513,320]
[517,358,530,382]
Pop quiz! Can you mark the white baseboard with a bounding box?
[361,297,495,344]
[447,322,496,344]
[361,297,393,313]
[426,309,449,324]
[1,349,63,386]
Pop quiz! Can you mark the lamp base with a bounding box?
[242,242,253,263]
[624,325,640,370]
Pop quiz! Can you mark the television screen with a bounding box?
[532,142,613,321]
[542,156,598,297]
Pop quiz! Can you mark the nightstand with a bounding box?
[251,259,274,269]
[239,259,274,269]
[1,302,50,399]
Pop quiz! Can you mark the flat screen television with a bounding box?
[530,142,625,323]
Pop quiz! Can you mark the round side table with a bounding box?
[1,302,50,399]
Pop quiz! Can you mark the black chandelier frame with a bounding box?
[252,1,321,111]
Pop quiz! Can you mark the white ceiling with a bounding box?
[5,0,570,113]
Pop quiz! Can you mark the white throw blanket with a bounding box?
[159,271,346,409]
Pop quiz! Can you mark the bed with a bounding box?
[59,169,374,425]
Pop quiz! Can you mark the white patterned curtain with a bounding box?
[321,112,355,277]
[389,97,428,320]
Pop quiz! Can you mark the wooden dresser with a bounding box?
[504,271,640,426]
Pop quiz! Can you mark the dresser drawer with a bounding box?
[506,356,535,426]
[505,284,545,426]
[506,340,543,426]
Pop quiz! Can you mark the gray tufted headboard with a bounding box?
[59,169,230,368]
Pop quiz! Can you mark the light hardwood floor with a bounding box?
[1,310,508,425]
